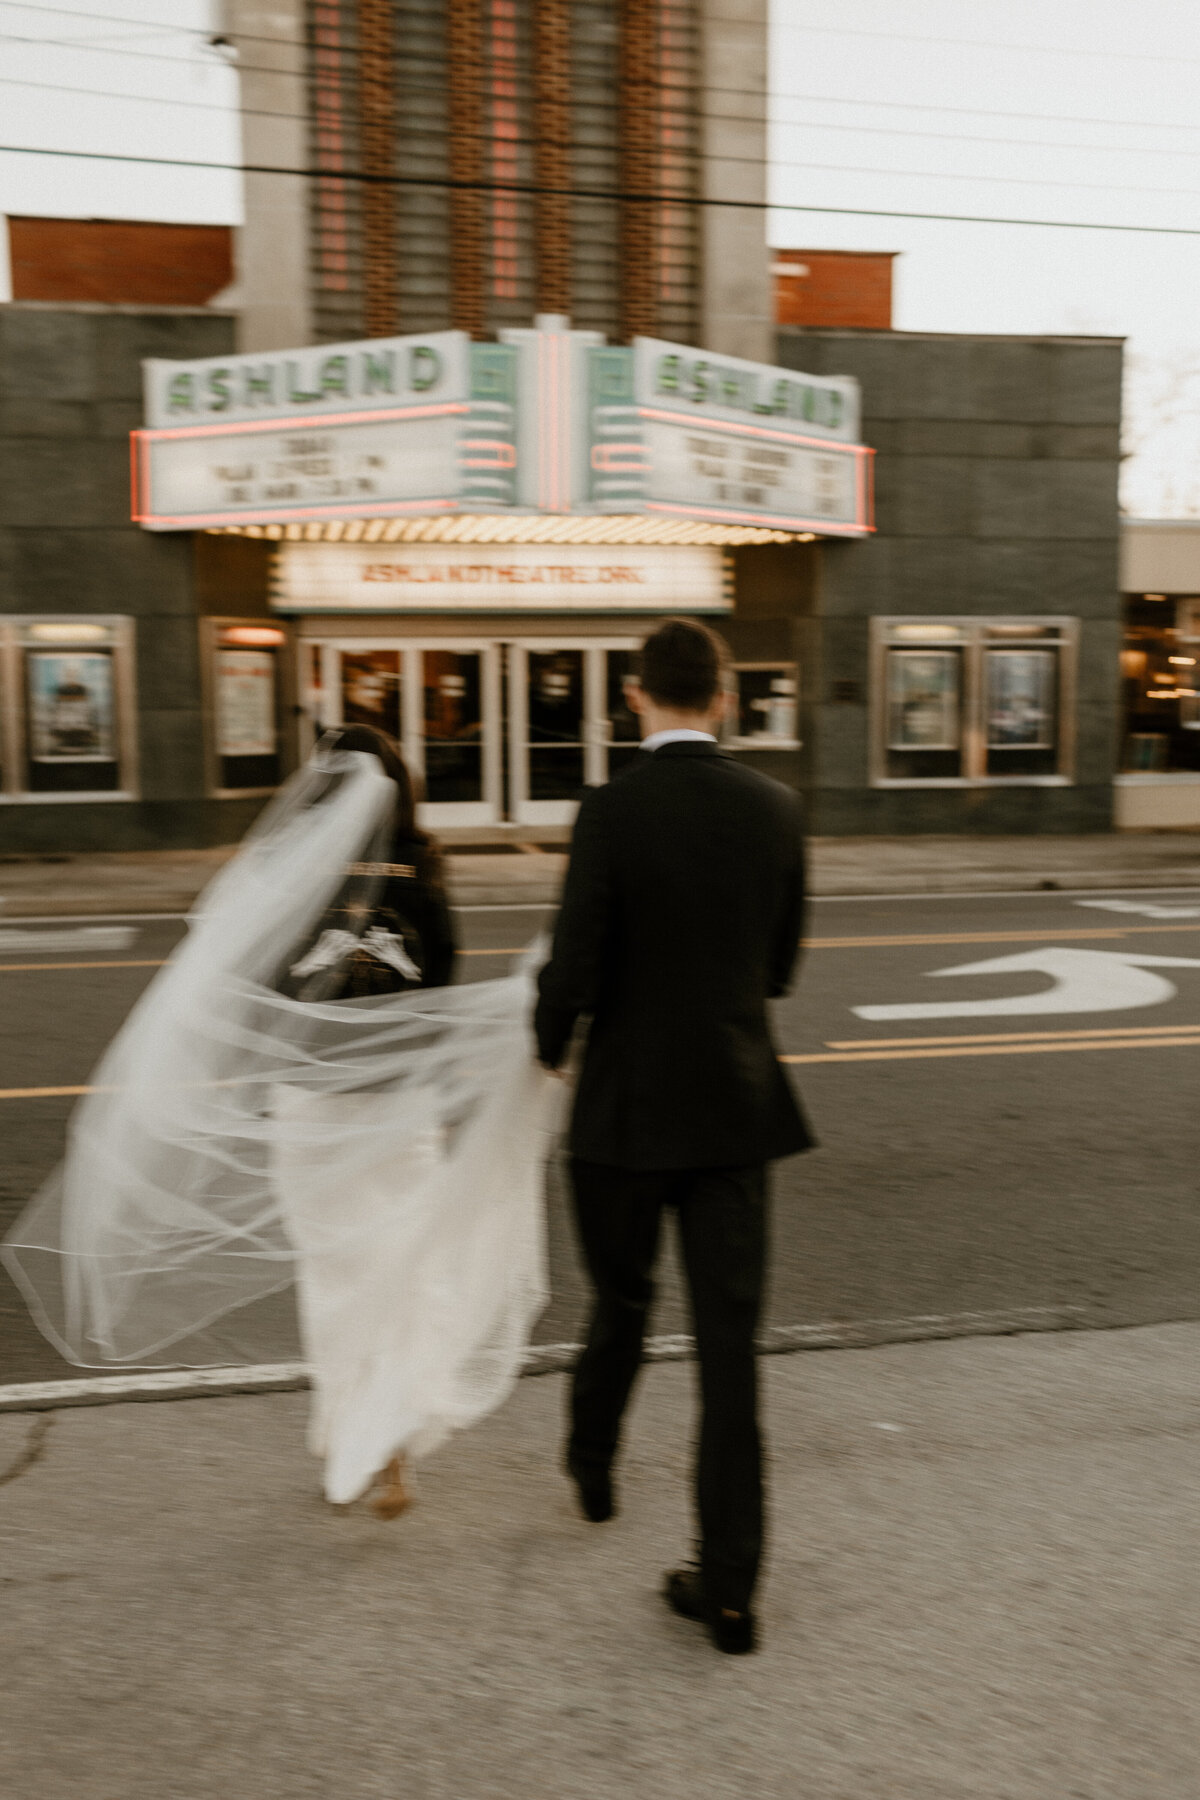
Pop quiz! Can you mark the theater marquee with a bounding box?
[270,541,731,614]
[134,323,872,538]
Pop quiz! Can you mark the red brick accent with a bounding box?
[8,217,233,306]
[619,0,658,340]
[358,0,398,335]
[449,0,487,337]
[773,250,895,329]
[533,0,571,315]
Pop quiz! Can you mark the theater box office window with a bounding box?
[0,617,138,802]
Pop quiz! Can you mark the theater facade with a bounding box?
[0,307,1125,850]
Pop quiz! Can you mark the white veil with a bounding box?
[1,750,559,1428]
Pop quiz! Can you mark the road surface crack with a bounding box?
[0,1414,54,1489]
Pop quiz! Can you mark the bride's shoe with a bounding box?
[370,1454,413,1520]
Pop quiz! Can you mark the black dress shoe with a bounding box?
[663,1564,758,1655]
[566,1456,615,1523]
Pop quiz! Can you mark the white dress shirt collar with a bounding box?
[639,728,718,753]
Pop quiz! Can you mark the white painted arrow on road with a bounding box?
[853,947,1200,1022]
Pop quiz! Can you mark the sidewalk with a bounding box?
[2,1322,1198,1798]
[2,829,1199,916]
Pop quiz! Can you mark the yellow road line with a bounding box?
[4,922,1200,973]
[807,923,1200,949]
[781,1035,1200,1066]
[6,1030,1199,1100]
[0,1085,100,1100]
[0,959,167,973]
[827,1022,1200,1048]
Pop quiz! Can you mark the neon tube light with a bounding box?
[134,497,460,529]
[136,402,470,443]
[638,407,862,453]
[643,500,873,535]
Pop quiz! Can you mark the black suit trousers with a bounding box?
[567,1159,768,1613]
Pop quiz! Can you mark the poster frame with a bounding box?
[201,618,295,798]
[885,648,962,753]
[0,616,138,803]
[984,647,1057,752]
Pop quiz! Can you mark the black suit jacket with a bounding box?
[534,740,813,1171]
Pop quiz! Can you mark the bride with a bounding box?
[1,732,561,1515]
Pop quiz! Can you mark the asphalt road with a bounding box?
[3,886,1200,1385]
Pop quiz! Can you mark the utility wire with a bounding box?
[7,69,1200,171]
[10,0,1200,70]
[7,10,1200,91]
[8,71,1200,186]
[4,139,1200,239]
[772,16,1200,69]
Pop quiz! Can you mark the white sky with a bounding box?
[769,0,1200,517]
[0,0,1196,515]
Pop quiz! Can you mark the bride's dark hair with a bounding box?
[327,723,421,839]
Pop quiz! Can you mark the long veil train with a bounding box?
[1,750,561,1502]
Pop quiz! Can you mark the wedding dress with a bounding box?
[1,749,561,1504]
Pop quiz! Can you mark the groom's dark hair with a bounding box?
[638,618,730,711]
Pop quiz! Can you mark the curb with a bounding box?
[808,870,1200,898]
[0,1307,1086,1414]
[5,871,1200,917]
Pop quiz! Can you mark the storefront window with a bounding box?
[1120,595,1200,773]
[727,664,800,750]
[0,618,136,800]
[873,618,1075,786]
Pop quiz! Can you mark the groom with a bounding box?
[534,618,811,1655]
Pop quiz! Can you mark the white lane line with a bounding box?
[0,1306,1089,1411]
[1076,898,1200,919]
[811,885,1200,903]
[0,927,137,953]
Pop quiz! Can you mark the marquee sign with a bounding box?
[133,334,518,529]
[134,324,872,536]
[587,339,871,534]
[271,540,730,614]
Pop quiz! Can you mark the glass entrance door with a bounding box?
[508,640,642,826]
[416,645,502,828]
[309,640,503,828]
[300,636,639,830]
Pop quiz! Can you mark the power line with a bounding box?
[772,16,1200,70]
[4,139,1200,240]
[13,0,1199,72]
[9,8,1200,106]
[0,0,197,27]
[766,91,1200,137]
[9,70,1200,186]
[6,18,1200,154]
[770,115,1200,163]
[767,161,1200,203]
